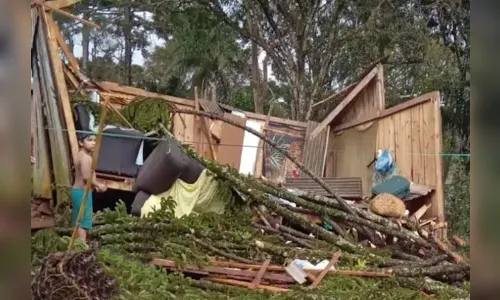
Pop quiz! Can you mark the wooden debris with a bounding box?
[152,258,295,284]
[431,236,465,264]
[451,235,467,248]
[419,218,436,227]
[43,2,100,28]
[209,259,392,278]
[206,278,290,292]
[253,207,272,228]
[412,202,432,221]
[432,222,447,230]
[250,259,271,289]
[309,251,342,288]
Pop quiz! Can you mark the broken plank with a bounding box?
[451,235,468,248]
[412,202,432,221]
[250,259,271,289]
[419,218,437,227]
[46,16,80,73]
[310,66,379,139]
[44,2,100,28]
[206,278,290,292]
[207,259,392,277]
[44,12,78,160]
[309,251,342,288]
[431,236,465,264]
[49,0,82,9]
[151,258,295,284]
[253,207,272,228]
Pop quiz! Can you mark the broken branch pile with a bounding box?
[31,110,470,299]
[31,247,116,300]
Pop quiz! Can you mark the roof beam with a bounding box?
[309,65,380,140]
[48,0,81,9]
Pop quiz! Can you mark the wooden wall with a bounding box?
[375,94,444,221]
[327,92,445,221]
[330,122,379,196]
[332,65,385,126]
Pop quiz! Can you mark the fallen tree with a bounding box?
[31,109,470,299]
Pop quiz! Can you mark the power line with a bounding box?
[42,127,471,157]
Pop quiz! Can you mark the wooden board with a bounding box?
[310,66,379,139]
[411,105,424,184]
[324,128,336,177]
[338,79,381,126]
[49,0,81,9]
[45,13,78,160]
[331,122,379,196]
[431,93,445,222]
[300,121,329,177]
[217,113,246,170]
[32,83,53,199]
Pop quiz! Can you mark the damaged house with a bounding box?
[30,1,470,297]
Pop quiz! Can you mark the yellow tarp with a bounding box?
[141,169,229,218]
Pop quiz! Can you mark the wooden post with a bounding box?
[195,86,218,160]
[432,92,446,239]
[320,125,331,177]
[375,63,386,111]
[67,94,110,250]
[44,12,78,161]
[254,105,274,177]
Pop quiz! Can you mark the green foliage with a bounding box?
[71,96,171,133]
[445,158,470,241]
[116,97,172,132]
[33,185,469,300]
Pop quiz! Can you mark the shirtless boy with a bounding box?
[72,132,107,242]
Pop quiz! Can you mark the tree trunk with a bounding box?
[248,15,265,114]
[123,1,133,86]
[291,77,308,121]
[251,39,264,114]
[81,10,91,71]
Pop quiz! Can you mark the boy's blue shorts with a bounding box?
[71,188,93,230]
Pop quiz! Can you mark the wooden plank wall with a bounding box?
[331,122,379,196]
[216,113,247,169]
[172,104,213,160]
[329,93,444,221]
[300,121,329,177]
[334,69,385,126]
[375,95,444,221]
